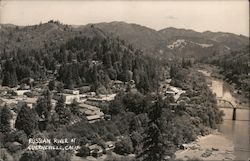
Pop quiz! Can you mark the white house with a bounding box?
[60,94,80,104]
[64,89,80,95]
[15,90,31,96]
[78,103,104,123]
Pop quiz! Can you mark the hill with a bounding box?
[90,21,164,53]
[93,22,249,58]
[1,21,249,59]
[0,21,161,93]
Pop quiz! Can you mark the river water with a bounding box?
[200,70,250,160]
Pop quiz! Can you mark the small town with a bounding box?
[0,1,249,161]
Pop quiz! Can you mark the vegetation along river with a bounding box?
[201,69,250,160]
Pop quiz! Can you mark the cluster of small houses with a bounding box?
[0,81,123,125]
[0,80,138,158]
[0,79,188,158]
[161,79,186,102]
[0,78,186,124]
[85,141,115,157]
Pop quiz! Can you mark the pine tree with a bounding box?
[48,79,55,91]
[15,104,37,135]
[2,60,18,87]
[35,89,52,121]
[0,105,12,133]
[55,96,71,125]
[139,97,166,161]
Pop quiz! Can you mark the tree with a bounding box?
[70,99,81,117]
[109,93,125,115]
[0,105,12,133]
[114,137,134,155]
[20,151,48,161]
[15,104,38,135]
[77,146,90,157]
[139,97,167,161]
[48,79,55,91]
[2,60,18,87]
[35,89,52,119]
[55,96,71,125]
[57,82,64,93]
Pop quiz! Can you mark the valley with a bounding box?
[0,21,249,161]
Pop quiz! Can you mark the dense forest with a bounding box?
[1,21,245,161]
[0,64,223,161]
[206,46,250,97]
[0,26,160,93]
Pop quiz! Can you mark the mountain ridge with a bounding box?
[0,21,249,59]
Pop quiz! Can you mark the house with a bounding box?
[78,103,103,114]
[60,94,79,104]
[99,94,116,102]
[165,90,176,96]
[15,90,31,96]
[164,86,186,102]
[86,115,102,123]
[64,89,80,95]
[17,97,37,108]
[88,144,103,157]
[79,103,104,123]
[105,141,115,153]
[85,94,116,107]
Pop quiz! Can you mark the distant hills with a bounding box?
[0,21,249,59]
[94,21,249,58]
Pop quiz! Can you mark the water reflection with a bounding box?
[210,79,250,160]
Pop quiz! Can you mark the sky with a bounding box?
[0,0,249,36]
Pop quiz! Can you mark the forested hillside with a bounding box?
[206,46,250,96]
[0,21,160,93]
[0,20,248,161]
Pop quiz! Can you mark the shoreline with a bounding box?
[197,64,249,108]
[177,66,235,160]
[175,130,235,160]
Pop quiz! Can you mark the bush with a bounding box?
[76,145,90,157]
[114,137,134,155]
[5,142,22,153]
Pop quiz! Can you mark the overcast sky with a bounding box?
[0,0,249,36]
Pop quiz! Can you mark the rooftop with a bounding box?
[79,103,100,111]
[86,115,101,121]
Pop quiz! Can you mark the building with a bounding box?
[105,141,115,153]
[164,86,186,102]
[59,93,80,104]
[64,89,80,95]
[88,144,103,157]
[85,94,116,107]
[165,90,176,96]
[86,115,102,123]
[15,90,31,96]
[16,97,37,108]
[79,103,104,123]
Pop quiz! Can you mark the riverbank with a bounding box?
[175,130,235,160]
[197,64,249,108]
[195,65,250,160]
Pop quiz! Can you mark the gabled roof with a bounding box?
[79,103,100,111]
[86,115,101,120]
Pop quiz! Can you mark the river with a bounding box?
[200,69,250,160]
